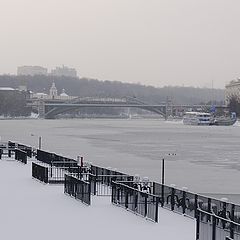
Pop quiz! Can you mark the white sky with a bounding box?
[1,0,240,89]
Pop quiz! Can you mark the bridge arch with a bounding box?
[44,97,166,119]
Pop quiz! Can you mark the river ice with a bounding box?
[0,119,240,201]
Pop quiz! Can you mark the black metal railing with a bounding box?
[151,181,240,225]
[32,161,84,184]
[14,141,240,229]
[89,174,134,196]
[64,174,91,205]
[196,208,240,240]
[112,181,160,223]
[15,149,27,164]
[36,149,78,168]
[17,144,32,158]
[5,141,33,160]
[32,162,48,183]
[8,141,16,158]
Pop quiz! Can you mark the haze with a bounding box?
[1,0,240,89]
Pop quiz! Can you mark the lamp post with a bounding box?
[161,158,165,185]
[30,134,42,149]
[38,136,42,149]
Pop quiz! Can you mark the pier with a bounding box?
[0,140,239,239]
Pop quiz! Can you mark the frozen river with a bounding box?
[1,119,240,201]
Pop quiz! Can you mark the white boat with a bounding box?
[183,112,211,125]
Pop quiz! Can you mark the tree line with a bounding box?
[0,75,225,105]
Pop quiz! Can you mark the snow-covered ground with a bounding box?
[0,160,195,240]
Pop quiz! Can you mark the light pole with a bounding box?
[162,158,165,185]
[30,134,42,149]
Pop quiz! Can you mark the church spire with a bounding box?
[49,82,58,99]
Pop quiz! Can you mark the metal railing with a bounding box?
[196,208,240,240]
[32,162,48,183]
[15,149,27,164]
[64,174,91,205]
[32,162,85,184]
[112,181,160,223]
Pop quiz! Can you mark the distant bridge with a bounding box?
[27,97,227,119]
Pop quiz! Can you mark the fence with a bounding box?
[64,174,91,205]
[196,208,240,240]
[15,149,27,164]
[32,162,84,184]
[3,141,33,160]
[36,149,78,168]
[111,181,160,222]
[8,141,16,157]
[89,174,134,196]
[17,144,32,158]
[32,162,48,183]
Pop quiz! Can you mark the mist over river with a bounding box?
[1,119,240,202]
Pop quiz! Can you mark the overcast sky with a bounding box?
[1,0,240,89]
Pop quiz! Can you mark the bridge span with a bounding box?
[27,97,227,119]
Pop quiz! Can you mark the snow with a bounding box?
[0,87,15,91]
[0,160,195,240]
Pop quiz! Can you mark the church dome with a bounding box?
[60,88,69,97]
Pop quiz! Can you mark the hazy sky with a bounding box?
[1,0,240,89]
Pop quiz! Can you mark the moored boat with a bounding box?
[210,112,237,126]
[183,112,211,125]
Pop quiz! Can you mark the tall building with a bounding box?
[17,66,48,76]
[50,65,77,77]
[225,78,240,104]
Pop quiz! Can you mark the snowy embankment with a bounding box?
[0,160,195,240]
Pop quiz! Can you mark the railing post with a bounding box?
[117,185,120,203]
[125,188,128,209]
[212,215,216,240]
[194,194,198,218]
[171,187,175,211]
[144,193,148,217]
[155,197,159,223]
[196,209,200,240]
[208,198,212,221]
[95,171,98,195]
[161,184,164,207]
[77,166,80,179]
[230,204,235,239]
[182,191,186,214]
[45,166,48,183]
[50,162,53,178]
[88,181,91,205]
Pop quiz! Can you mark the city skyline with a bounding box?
[1,0,240,89]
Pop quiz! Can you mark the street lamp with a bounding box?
[30,134,42,149]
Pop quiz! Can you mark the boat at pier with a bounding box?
[183,112,211,125]
[210,112,237,126]
[183,111,237,126]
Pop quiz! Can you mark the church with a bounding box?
[32,82,76,100]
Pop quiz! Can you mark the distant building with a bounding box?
[225,78,240,104]
[50,65,77,78]
[49,82,58,99]
[17,66,48,76]
[32,82,76,100]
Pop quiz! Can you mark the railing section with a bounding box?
[112,181,159,222]
[64,175,91,205]
[32,162,48,183]
[196,208,240,240]
[15,149,27,164]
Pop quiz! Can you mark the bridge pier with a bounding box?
[38,101,46,119]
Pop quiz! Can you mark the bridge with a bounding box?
[27,97,226,119]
